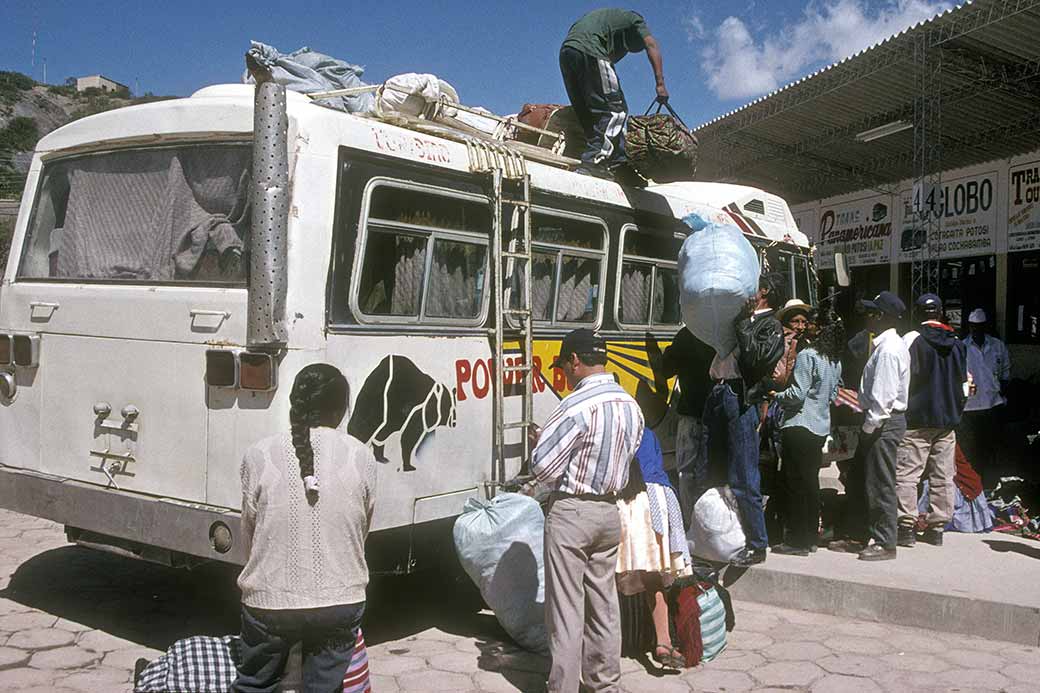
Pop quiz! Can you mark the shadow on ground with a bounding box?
[1,545,509,652]
[983,538,1040,560]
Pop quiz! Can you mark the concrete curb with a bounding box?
[723,565,1040,646]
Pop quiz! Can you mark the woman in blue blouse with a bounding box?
[769,310,845,556]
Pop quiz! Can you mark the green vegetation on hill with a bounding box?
[0,215,13,270]
[0,71,35,105]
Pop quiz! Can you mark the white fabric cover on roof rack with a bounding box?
[378,73,458,118]
[243,41,376,113]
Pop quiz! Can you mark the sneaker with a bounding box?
[609,163,648,188]
[573,165,614,181]
[771,543,810,556]
[920,528,944,546]
[858,545,897,561]
[897,526,917,547]
[731,547,767,567]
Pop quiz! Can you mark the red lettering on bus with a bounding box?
[473,359,490,399]
[454,359,471,402]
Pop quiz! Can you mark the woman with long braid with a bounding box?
[233,364,378,693]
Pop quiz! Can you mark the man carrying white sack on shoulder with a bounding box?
[703,272,787,567]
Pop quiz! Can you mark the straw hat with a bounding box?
[777,298,812,324]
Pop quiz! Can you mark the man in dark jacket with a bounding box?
[895,293,968,547]
[703,272,786,567]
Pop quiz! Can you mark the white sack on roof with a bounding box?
[378,73,458,117]
[243,41,376,113]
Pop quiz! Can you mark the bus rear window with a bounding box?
[19,144,251,284]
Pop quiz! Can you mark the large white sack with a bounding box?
[677,213,760,355]
[687,486,746,563]
[453,493,548,653]
[379,73,459,118]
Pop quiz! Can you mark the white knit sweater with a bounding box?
[237,427,377,609]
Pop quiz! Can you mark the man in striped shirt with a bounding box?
[531,328,644,692]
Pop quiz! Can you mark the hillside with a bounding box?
[0,71,174,200]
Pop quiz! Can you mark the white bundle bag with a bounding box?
[677,213,760,355]
[378,73,459,118]
[687,486,746,563]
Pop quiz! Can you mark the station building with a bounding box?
[692,0,1040,379]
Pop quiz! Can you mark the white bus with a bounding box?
[0,83,813,573]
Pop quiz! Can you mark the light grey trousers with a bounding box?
[544,496,622,693]
[896,427,956,529]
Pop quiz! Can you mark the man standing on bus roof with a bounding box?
[559,8,668,179]
[530,328,644,692]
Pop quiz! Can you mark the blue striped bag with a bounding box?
[697,585,728,663]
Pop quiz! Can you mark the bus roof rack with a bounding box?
[305,83,581,171]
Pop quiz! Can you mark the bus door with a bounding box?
[2,144,251,503]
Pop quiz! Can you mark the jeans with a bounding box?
[232,602,365,693]
[704,382,768,550]
[675,414,707,527]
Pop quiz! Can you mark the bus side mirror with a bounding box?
[834,252,851,287]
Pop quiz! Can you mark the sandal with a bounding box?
[652,644,686,669]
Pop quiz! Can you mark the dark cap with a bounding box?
[915,293,942,310]
[551,328,607,368]
[860,291,906,318]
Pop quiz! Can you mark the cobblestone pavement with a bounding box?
[0,508,1038,692]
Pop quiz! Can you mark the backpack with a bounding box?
[736,313,785,398]
[625,102,699,183]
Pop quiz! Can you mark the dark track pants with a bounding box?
[862,413,907,550]
[559,46,629,168]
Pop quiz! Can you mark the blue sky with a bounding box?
[1,1,951,128]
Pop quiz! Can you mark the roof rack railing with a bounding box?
[305,82,568,156]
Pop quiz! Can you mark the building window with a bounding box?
[353,180,490,324]
[616,225,683,329]
[509,210,607,327]
[1007,251,1040,344]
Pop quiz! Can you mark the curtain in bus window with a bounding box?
[556,257,598,322]
[653,267,680,325]
[620,262,651,324]
[49,147,250,282]
[390,236,426,315]
[530,253,556,321]
[426,239,486,319]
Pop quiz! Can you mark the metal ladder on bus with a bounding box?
[469,140,536,493]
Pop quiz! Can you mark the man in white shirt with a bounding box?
[856,291,911,561]
[959,309,1011,487]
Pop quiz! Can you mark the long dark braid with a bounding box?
[289,364,349,502]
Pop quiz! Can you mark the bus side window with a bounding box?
[354,181,490,324]
[510,211,607,327]
[616,225,683,330]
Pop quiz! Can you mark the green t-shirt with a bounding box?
[562,8,651,64]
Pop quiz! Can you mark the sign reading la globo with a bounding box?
[899,171,997,261]
[1009,161,1040,253]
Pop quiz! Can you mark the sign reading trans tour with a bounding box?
[814,195,894,269]
[899,171,997,261]
[1009,160,1040,252]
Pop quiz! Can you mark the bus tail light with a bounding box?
[240,352,277,392]
[0,335,10,366]
[13,335,40,367]
[205,350,238,388]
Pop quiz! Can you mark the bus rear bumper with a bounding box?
[0,465,246,565]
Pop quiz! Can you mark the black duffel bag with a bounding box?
[625,101,699,183]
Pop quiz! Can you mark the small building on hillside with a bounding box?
[75,75,128,94]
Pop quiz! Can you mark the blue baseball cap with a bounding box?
[915,293,942,310]
[861,291,906,318]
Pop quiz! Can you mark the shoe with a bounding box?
[731,547,767,567]
[771,543,810,556]
[809,544,818,553]
[652,644,686,669]
[609,163,648,188]
[920,528,944,546]
[828,539,866,553]
[858,545,897,561]
[897,526,916,547]
[573,165,614,181]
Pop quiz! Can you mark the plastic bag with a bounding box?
[243,41,375,113]
[687,487,745,563]
[677,215,760,355]
[453,493,548,653]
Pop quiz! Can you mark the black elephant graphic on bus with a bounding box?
[347,355,457,472]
